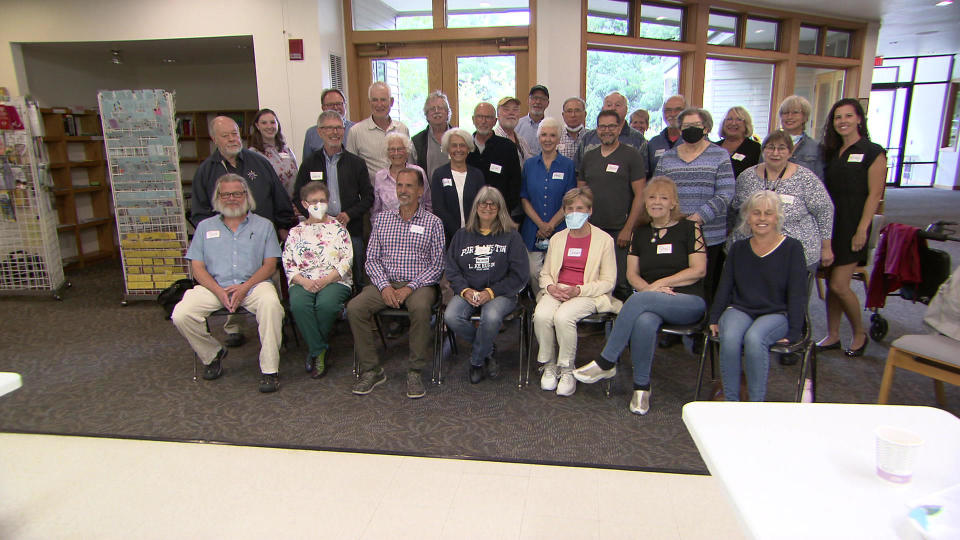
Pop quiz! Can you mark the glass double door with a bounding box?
[869,83,950,186]
[355,40,529,134]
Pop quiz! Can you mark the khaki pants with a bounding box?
[347,282,436,373]
[533,295,597,369]
[171,281,283,374]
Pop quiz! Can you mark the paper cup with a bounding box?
[875,425,924,484]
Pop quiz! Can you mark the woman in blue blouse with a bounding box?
[520,117,577,294]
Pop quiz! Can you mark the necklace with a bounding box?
[762,164,788,192]
[650,220,677,242]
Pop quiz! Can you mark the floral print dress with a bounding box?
[282,219,354,289]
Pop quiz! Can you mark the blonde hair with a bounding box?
[724,106,754,138]
[638,176,684,225]
[562,186,593,210]
[738,190,784,237]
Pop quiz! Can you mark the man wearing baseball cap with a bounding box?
[516,84,549,155]
[494,96,534,163]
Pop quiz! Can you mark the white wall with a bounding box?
[0,0,345,160]
[535,0,582,120]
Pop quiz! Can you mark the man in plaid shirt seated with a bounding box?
[347,167,445,399]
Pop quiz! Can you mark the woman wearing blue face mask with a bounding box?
[282,181,354,379]
[533,186,622,397]
[574,177,706,415]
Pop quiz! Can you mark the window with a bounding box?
[353,0,432,31]
[640,3,683,41]
[456,56,517,129]
[745,18,778,51]
[824,29,852,58]
[447,0,529,28]
[704,59,774,138]
[872,58,915,83]
[372,58,429,133]
[798,26,819,55]
[915,55,953,83]
[708,12,737,46]
[586,50,679,130]
[587,0,630,36]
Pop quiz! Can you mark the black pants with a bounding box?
[705,243,726,305]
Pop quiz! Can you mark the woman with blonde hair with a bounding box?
[574,177,707,415]
[533,186,621,397]
[444,186,530,383]
[719,106,762,179]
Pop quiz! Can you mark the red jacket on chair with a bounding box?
[866,223,923,309]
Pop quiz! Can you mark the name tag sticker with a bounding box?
[489,163,503,174]
[409,224,426,235]
[205,230,220,239]
[567,247,583,257]
[731,153,745,161]
[779,194,796,205]
[442,178,453,187]
[656,243,673,255]
[605,164,620,173]
[310,171,324,181]
[278,152,290,159]
[552,172,565,180]
[655,149,666,157]
[848,153,864,163]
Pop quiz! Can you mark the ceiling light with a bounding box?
[935,1,952,7]
[162,58,177,63]
[110,50,122,65]
[479,2,491,6]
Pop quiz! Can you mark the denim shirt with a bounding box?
[187,213,281,287]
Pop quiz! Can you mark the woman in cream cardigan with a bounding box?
[533,186,622,397]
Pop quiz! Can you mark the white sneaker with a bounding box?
[572,360,616,384]
[557,370,577,397]
[540,361,559,391]
[629,389,651,415]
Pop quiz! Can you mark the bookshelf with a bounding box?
[41,108,117,268]
[175,109,257,213]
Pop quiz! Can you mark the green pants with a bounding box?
[289,282,352,357]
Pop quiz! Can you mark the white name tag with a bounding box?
[279,152,290,159]
[731,153,745,161]
[655,149,666,157]
[567,247,583,257]
[409,224,425,234]
[552,172,564,180]
[656,243,673,254]
[310,171,324,180]
[205,230,220,239]
[848,153,864,163]
[605,164,620,173]
[442,178,453,187]
[489,163,503,174]
[779,194,796,205]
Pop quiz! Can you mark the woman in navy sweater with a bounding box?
[444,186,530,384]
[709,190,807,401]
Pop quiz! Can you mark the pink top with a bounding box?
[557,232,591,286]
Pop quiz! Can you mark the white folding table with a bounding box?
[682,401,960,539]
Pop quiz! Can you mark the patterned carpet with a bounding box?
[1,188,958,473]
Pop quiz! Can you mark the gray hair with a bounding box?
[724,106,754,138]
[209,115,238,137]
[212,173,256,213]
[441,128,475,153]
[316,110,344,127]
[778,95,813,126]
[465,186,516,235]
[678,107,714,134]
[368,81,391,100]
[738,190,784,237]
[385,132,414,156]
[423,90,452,122]
[562,97,586,111]
[536,117,562,138]
[664,95,687,110]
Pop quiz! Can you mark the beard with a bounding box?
[499,118,517,130]
[475,127,492,136]
[213,198,250,218]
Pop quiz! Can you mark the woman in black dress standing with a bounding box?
[818,98,886,357]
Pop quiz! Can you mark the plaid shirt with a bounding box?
[365,203,445,291]
[557,128,582,161]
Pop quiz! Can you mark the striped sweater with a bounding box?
[654,144,735,247]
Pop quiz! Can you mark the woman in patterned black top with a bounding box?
[818,98,886,357]
[573,177,707,415]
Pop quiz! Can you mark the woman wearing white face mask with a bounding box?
[282,181,354,378]
[533,187,621,397]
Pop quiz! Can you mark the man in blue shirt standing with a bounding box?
[172,174,284,393]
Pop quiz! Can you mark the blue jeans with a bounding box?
[444,294,517,366]
[717,307,788,402]
[600,291,706,387]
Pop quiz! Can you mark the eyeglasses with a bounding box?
[319,125,344,132]
[426,106,447,114]
[664,107,684,114]
[529,95,549,102]
[477,201,499,209]
[219,191,246,200]
[474,114,496,121]
[322,101,345,108]
[387,147,407,154]
[597,123,619,131]
[680,123,704,129]
[724,117,744,123]
[764,145,791,153]
[781,110,803,116]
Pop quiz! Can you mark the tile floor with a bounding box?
[0,433,746,539]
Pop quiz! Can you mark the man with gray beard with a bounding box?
[467,102,523,220]
[173,174,285,393]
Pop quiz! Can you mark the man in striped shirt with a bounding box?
[347,168,445,399]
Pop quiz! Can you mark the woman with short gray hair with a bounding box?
[370,131,431,227]
[777,95,824,179]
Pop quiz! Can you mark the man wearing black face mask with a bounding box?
[652,107,735,303]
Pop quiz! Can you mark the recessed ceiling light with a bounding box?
[162,58,177,63]
[935,1,952,7]
[479,1,491,6]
